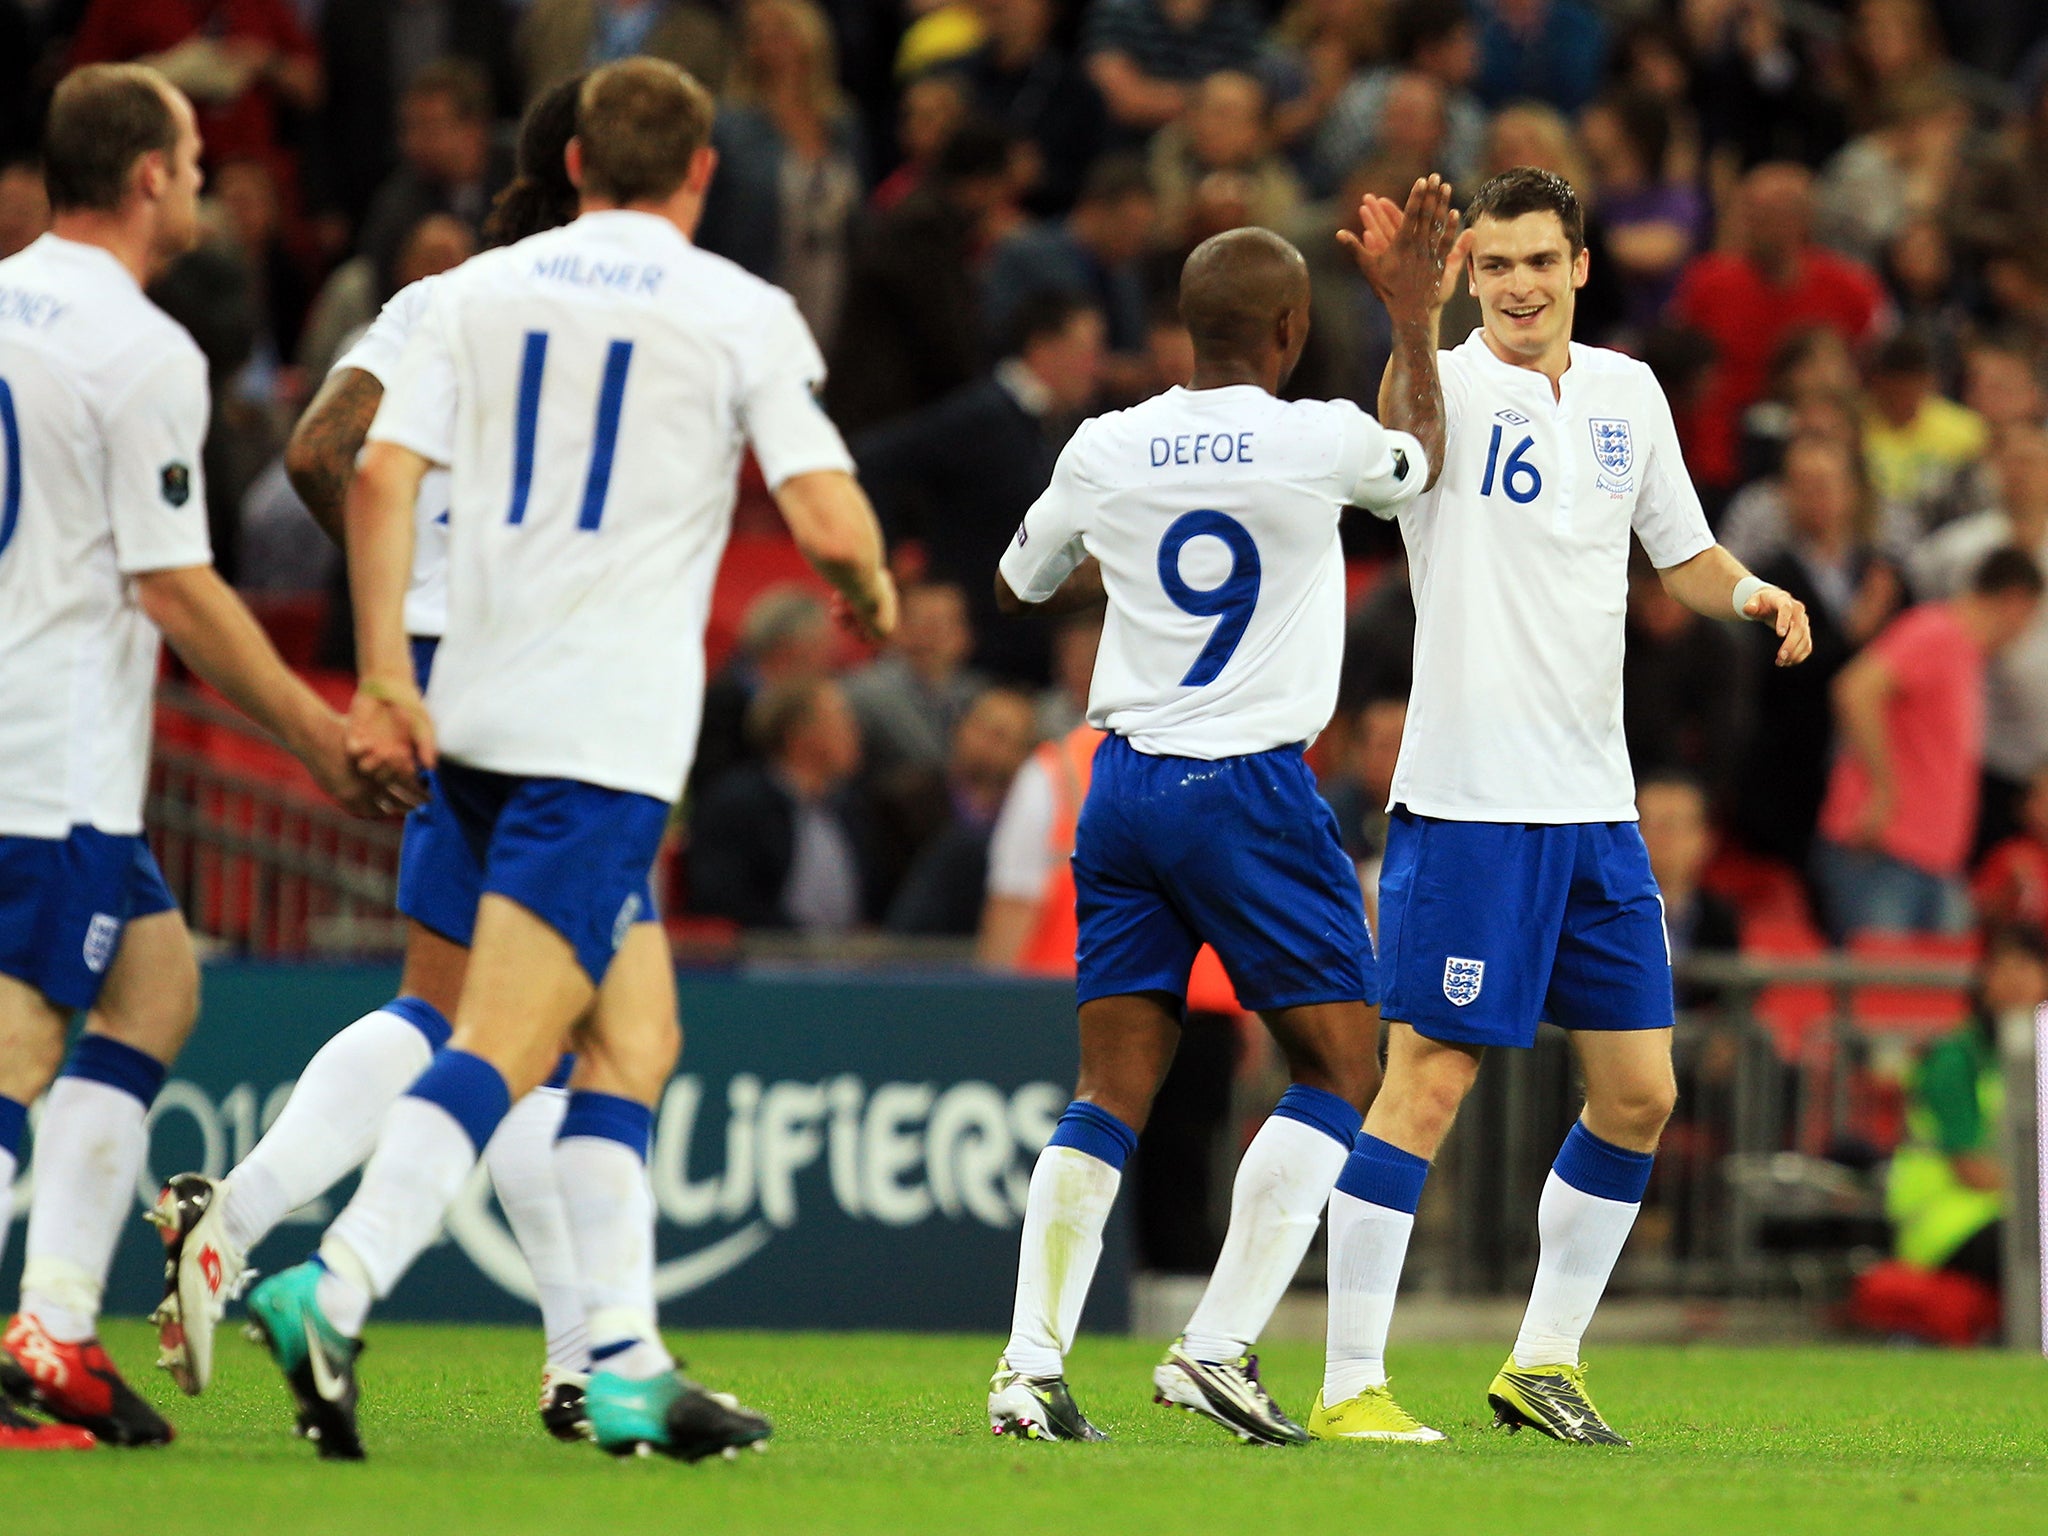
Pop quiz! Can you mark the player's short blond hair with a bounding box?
[45,64,179,214]
[576,59,716,207]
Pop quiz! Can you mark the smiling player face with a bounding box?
[1466,209,1587,370]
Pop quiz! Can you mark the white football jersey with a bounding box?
[1000,385,1425,758]
[0,235,213,838]
[333,275,452,638]
[369,211,853,800]
[1389,331,1715,824]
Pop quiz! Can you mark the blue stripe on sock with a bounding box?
[559,1090,652,1160]
[404,1048,511,1155]
[61,1033,166,1108]
[1334,1132,1430,1214]
[589,1340,633,1364]
[383,994,453,1051]
[1271,1084,1362,1149]
[1044,1100,1138,1171]
[545,1053,576,1091]
[1552,1121,1654,1204]
[0,1095,25,1159]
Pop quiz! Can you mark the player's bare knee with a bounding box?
[1590,1077,1676,1146]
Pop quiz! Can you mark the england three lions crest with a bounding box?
[1442,956,1485,1007]
[1589,417,1633,492]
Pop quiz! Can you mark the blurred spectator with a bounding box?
[1731,434,1905,873]
[1862,329,1989,535]
[1266,0,1386,159]
[1730,326,1863,496]
[844,581,987,780]
[1973,768,2048,939]
[825,118,1020,434]
[1689,0,1845,172]
[1036,611,1103,740]
[854,289,1107,680]
[1607,15,1701,183]
[357,59,510,295]
[0,156,49,260]
[1339,561,1417,709]
[1879,218,1969,396]
[1082,0,1262,139]
[294,206,475,388]
[1816,79,1972,269]
[519,0,727,106]
[1959,52,2048,274]
[1150,71,1305,247]
[1471,0,1607,118]
[317,0,518,229]
[213,158,312,400]
[982,153,1157,393]
[1885,923,2044,1297]
[1840,0,1951,130]
[1637,773,1739,995]
[1814,547,2045,939]
[70,0,322,184]
[695,0,862,349]
[870,72,971,212]
[1319,695,1406,929]
[1579,88,1707,339]
[1622,549,1743,808]
[885,687,1039,934]
[1932,337,2048,528]
[1669,162,1890,499]
[695,585,837,800]
[1908,427,2048,849]
[1310,0,1484,197]
[959,0,1108,215]
[688,677,880,932]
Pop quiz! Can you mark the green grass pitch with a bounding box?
[9,1322,2045,1535]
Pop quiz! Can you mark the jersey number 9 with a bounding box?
[1158,509,1261,688]
[506,330,636,531]
[1480,424,1542,505]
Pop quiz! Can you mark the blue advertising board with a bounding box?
[0,963,1130,1334]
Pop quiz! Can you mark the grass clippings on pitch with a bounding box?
[7,1323,2044,1536]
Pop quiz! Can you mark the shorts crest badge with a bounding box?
[83,913,121,974]
[1589,418,1632,477]
[1442,956,1485,1007]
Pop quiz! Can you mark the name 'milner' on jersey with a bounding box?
[367,210,853,801]
[1389,331,1715,823]
[998,385,1427,757]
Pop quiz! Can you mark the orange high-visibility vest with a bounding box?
[1019,726,1244,1014]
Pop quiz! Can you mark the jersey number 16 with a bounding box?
[506,330,636,531]
[1480,424,1542,505]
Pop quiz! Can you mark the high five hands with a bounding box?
[1338,174,1471,317]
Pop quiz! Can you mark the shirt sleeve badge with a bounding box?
[160,461,192,508]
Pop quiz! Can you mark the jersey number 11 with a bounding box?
[506,330,636,531]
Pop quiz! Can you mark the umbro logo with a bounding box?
[1495,410,1529,426]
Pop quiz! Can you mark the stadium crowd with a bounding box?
[9,0,2048,963]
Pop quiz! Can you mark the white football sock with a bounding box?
[1322,1188,1416,1399]
[320,1095,483,1336]
[486,1087,589,1373]
[556,1133,670,1380]
[0,1146,16,1276]
[222,1005,437,1253]
[1179,1115,1349,1363]
[19,1078,150,1342]
[1002,1145,1122,1379]
[1512,1170,1641,1369]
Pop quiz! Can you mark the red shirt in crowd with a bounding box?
[1668,244,1889,490]
[69,0,317,173]
[1972,834,2048,936]
[1818,602,1986,877]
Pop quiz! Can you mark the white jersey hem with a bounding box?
[1392,798,1641,827]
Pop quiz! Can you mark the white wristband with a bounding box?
[1732,575,1770,620]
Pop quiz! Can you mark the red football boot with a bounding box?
[0,1395,96,1450]
[1,1314,173,1446]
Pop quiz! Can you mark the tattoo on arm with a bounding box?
[1377,312,1446,491]
[285,369,383,547]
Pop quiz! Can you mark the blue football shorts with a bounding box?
[1375,808,1673,1049]
[0,826,179,1011]
[1073,734,1376,1013]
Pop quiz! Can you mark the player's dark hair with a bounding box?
[43,63,179,215]
[484,72,585,247]
[405,58,493,124]
[1390,0,1470,65]
[1004,288,1101,360]
[1465,166,1586,257]
[1972,545,2047,599]
[576,58,716,206]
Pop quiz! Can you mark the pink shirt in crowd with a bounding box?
[1819,603,1986,876]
